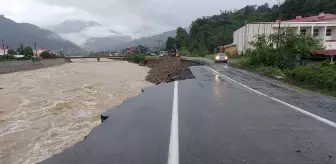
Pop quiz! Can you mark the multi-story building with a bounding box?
[233,13,336,60]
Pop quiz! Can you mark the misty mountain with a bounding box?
[46,20,120,34]
[110,29,178,51]
[0,15,81,51]
[45,19,186,52]
[83,36,132,52]
[46,20,128,51]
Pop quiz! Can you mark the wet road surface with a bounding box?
[41,65,336,164]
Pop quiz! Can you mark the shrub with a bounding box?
[180,47,191,56]
[32,57,42,63]
[285,65,336,91]
[244,30,321,69]
[226,51,241,58]
[0,55,16,61]
[40,51,58,59]
[236,57,254,68]
[320,61,332,67]
[126,54,146,63]
[256,66,284,77]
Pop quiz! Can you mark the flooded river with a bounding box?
[0,59,153,164]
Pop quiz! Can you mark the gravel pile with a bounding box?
[146,57,202,84]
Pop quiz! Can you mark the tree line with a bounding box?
[1,44,59,61]
[165,0,336,56]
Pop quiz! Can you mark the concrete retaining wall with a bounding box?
[0,58,66,74]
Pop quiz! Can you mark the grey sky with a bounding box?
[0,0,277,37]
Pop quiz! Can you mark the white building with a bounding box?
[0,48,8,55]
[233,13,336,58]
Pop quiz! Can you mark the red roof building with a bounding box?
[129,47,136,53]
[283,13,336,22]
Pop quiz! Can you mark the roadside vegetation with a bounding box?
[236,30,336,96]
[0,45,34,61]
[126,54,146,63]
[125,53,160,64]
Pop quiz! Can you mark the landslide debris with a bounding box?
[145,57,202,84]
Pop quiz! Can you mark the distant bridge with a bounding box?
[64,56,126,62]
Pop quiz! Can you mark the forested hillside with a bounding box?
[0,15,81,51]
[175,0,336,56]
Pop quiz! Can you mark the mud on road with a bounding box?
[145,57,203,84]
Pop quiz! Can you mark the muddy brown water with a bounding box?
[0,59,153,164]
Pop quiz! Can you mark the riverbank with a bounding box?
[0,58,66,74]
[0,59,153,164]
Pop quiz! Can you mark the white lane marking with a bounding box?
[205,66,336,128]
[168,81,179,164]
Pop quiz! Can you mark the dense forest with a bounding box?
[171,0,336,56]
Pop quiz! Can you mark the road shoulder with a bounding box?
[183,57,336,122]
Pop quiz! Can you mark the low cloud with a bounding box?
[58,26,121,46]
[1,0,278,37]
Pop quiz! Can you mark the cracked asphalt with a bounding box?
[41,62,336,164]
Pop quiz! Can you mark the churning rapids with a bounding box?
[0,59,153,164]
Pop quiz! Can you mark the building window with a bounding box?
[313,29,319,36]
[326,28,332,36]
[300,29,307,35]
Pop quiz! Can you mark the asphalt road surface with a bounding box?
[41,64,336,164]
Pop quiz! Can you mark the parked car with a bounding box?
[214,53,228,63]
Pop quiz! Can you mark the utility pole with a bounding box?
[2,39,6,60]
[34,42,37,58]
[277,0,284,48]
[244,21,247,51]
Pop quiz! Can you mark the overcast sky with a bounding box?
[0,0,277,37]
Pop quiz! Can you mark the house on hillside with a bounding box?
[128,47,137,54]
[0,47,8,55]
[33,49,57,57]
[233,13,336,61]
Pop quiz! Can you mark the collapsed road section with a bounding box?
[41,59,336,164]
[41,81,175,164]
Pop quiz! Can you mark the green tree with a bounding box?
[7,49,17,55]
[185,0,336,56]
[23,47,34,57]
[246,29,322,68]
[17,45,34,57]
[17,44,24,55]
[136,45,149,54]
[165,37,176,51]
[40,51,57,59]
[175,27,189,49]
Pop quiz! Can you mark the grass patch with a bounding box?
[255,66,284,78]
[236,57,336,97]
[236,58,284,78]
[145,56,159,59]
[285,65,336,93]
[205,54,216,60]
[126,54,146,63]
